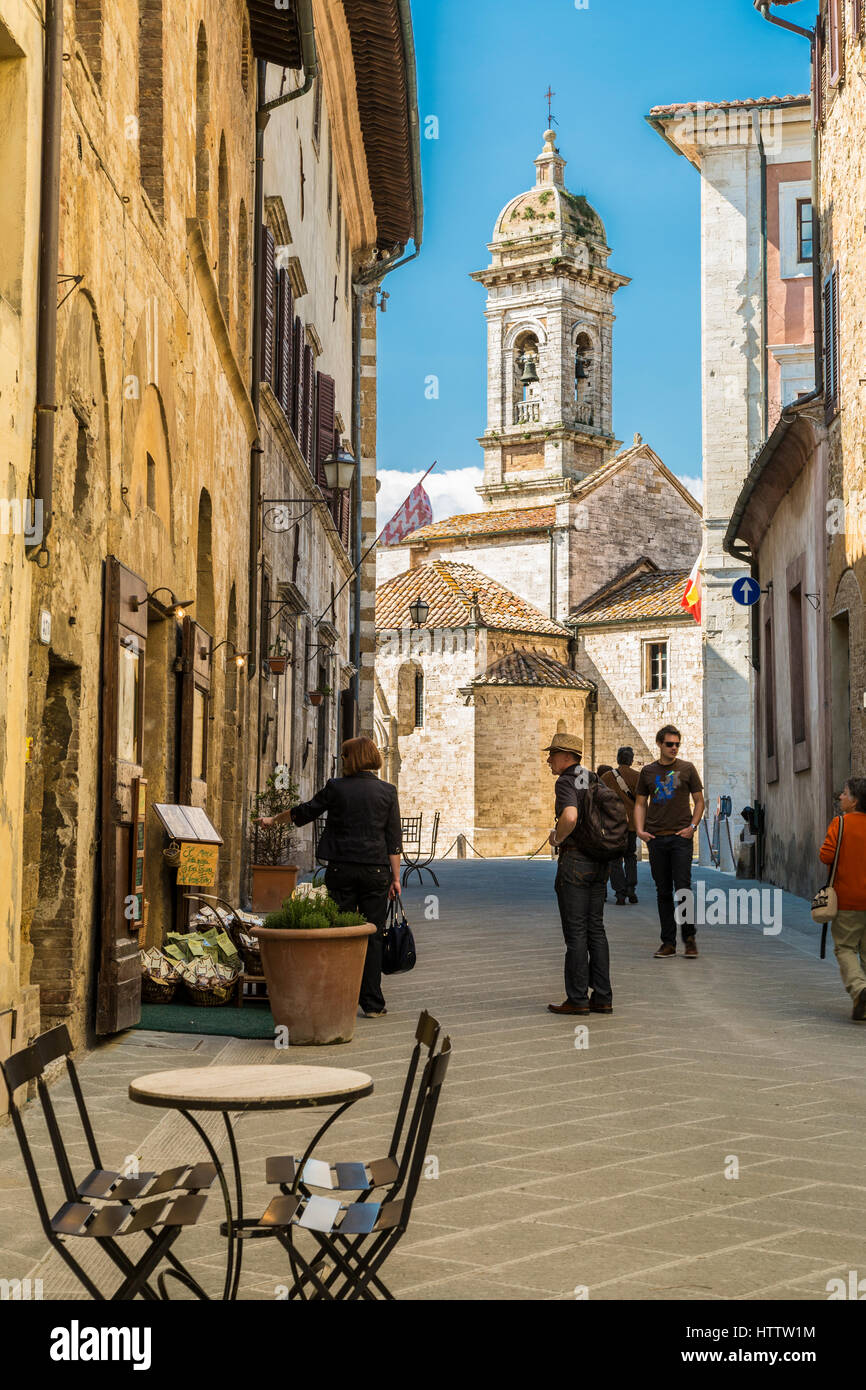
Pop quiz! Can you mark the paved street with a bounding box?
[4,856,866,1302]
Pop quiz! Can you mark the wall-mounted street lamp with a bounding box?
[409,595,430,628]
[208,638,249,669]
[131,587,193,620]
[261,445,357,533]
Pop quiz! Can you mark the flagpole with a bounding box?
[314,461,437,626]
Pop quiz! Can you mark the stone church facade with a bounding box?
[375,130,703,853]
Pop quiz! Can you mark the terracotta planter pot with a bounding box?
[267,656,288,675]
[307,692,323,706]
[251,922,376,1045]
[251,863,300,912]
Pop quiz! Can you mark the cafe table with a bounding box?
[129,1063,373,1300]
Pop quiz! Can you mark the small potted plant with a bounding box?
[252,891,375,1044]
[249,770,301,911]
[267,637,290,676]
[307,682,331,707]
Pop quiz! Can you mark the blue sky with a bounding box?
[375,0,816,523]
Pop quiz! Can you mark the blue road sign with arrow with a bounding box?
[732,577,761,607]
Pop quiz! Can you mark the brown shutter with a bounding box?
[824,264,840,414]
[291,314,303,441]
[303,344,315,468]
[277,271,294,418]
[315,372,335,487]
[261,225,276,386]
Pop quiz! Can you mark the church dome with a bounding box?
[492,130,607,249]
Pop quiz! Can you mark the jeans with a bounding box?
[609,831,638,898]
[554,850,612,1005]
[648,835,695,945]
[324,861,390,1013]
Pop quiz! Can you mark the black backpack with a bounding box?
[572,774,630,861]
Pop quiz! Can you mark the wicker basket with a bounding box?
[142,973,179,1005]
[235,932,263,976]
[182,977,238,1007]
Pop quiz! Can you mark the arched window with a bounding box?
[574,332,593,424]
[138,0,164,216]
[195,24,210,240]
[217,134,230,322]
[512,331,540,426]
[196,489,215,636]
[237,200,249,361]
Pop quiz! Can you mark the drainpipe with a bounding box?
[548,528,556,620]
[348,0,424,717]
[751,111,769,441]
[753,0,824,405]
[28,0,64,564]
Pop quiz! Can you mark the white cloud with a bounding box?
[376,467,484,531]
[678,475,703,505]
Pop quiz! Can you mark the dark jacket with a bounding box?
[292,771,402,866]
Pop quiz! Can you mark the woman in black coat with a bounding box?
[257,737,402,1017]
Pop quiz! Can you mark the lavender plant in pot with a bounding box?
[249,770,301,911]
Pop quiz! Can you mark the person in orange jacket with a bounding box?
[820,778,866,1022]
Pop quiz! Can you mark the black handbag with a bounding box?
[382,899,417,975]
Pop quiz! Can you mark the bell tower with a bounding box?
[471,130,630,511]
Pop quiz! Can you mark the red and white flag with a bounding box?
[680,551,703,625]
[379,476,434,546]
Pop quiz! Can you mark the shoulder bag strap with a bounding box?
[827,814,845,887]
[613,771,635,801]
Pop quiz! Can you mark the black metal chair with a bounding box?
[400,814,422,862]
[401,811,441,888]
[0,1025,216,1301]
[265,1009,440,1198]
[241,1032,452,1300]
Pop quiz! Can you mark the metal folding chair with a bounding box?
[265,1009,440,1198]
[237,1032,452,1300]
[0,1026,216,1301]
[401,811,440,888]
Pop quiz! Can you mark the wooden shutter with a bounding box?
[261,225,276,387]
[277,271,294,418]
[315,372,335,488]
[178,617,212,808]
[303,344,315,469]
[814,15,824,128]
[97,557,148,1034]
[291,314,303,442]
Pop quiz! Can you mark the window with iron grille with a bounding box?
[796,199,813,263]
[414,671,424,728]
[644,641,668,694]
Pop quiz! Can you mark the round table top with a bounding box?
[129,1064,374,1112]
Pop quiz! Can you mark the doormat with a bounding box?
[134,1002,276,1040]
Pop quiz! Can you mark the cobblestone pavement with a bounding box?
[3,857,866,1302]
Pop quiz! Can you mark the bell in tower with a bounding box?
[471,128,631,512]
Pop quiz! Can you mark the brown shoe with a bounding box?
[852,988,866,1022]
[548,1001,590,1016]
[589,997,613,1014]
[684,937,699,958]
[654,943,676,958]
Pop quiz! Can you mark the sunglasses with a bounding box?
[662,741,680,749]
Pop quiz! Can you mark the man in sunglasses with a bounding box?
[634,725,705,958]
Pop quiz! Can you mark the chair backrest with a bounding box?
[401,815,422,846]
[387,1010,440,1175]
[0,1025,102,1234]
[428,812,440,854]
[398,1037,452,1223]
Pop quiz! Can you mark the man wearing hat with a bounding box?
[544,732,613,1017]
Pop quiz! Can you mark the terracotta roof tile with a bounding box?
[650,94,809,117]
[471,650,594,691]
[573,569,692,625]
[395,504,556,545]
[376,560,568,636]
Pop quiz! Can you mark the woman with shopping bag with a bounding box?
[817,778,866,1021]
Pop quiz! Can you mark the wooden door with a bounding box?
[97,557,148,1034]
[178,616,212,809]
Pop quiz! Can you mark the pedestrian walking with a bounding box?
[602,747,640,906]
[634,725,705,959]
[820,778,866,1022]
[544,732,613,1017]
[256,736,402,1018]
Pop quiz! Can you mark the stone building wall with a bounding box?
[0,0,44,1085]
[820,12,866,785]
[574,620,704,777]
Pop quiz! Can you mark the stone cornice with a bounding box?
[186,219,258,445]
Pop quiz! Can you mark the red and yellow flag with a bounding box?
[680,552,703,625]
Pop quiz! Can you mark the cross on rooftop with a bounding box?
[545,86,556,128]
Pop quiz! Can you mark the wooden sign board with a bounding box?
[153,804,223,845]
[176,842,219,887]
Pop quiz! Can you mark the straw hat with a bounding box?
[542,733,583,757]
